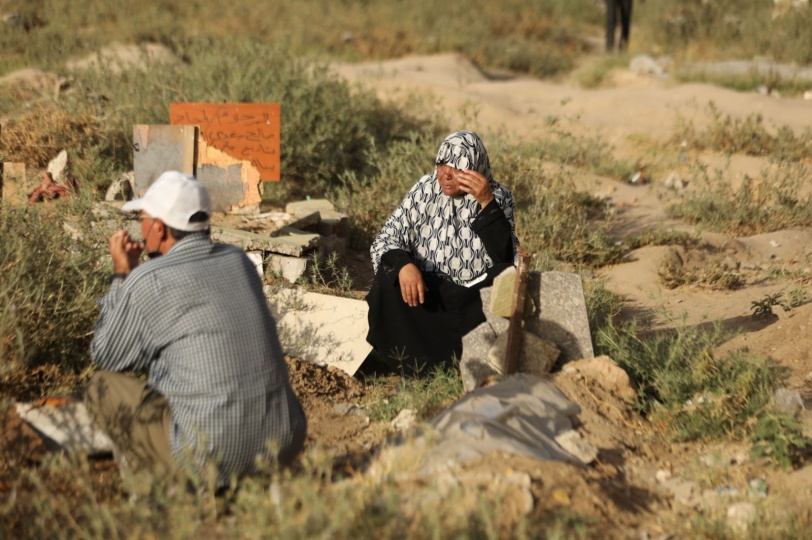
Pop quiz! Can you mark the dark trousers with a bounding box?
[606,0,633,52]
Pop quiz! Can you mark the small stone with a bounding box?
[554,429,598,464]
[726,502,757,533]
[105,171,135,202]
[47,150,69,184]
[390,408,417,432]
[551,488,571,505]
[774,387,805,418]
[669,480,696,506]
[655,469,672,483]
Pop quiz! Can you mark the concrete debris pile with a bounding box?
[214,198,350,283]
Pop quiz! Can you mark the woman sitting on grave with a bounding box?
[361,130,519,377]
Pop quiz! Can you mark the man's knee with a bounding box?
[84,371,145,432]
[84,371,114,426]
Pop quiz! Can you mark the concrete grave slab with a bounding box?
[524,271,594,364]
[269,254,309,283]
[316,210,350,238]
[15,400,113,455]
[285,198,335,215]
[267,289,371,376]
[211,225,320,257]
[133,125,196,196]
[271,211,320,235]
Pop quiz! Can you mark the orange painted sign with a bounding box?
[170,103,281,181]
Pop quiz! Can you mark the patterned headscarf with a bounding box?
[370,131,518,285]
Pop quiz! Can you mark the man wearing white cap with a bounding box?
[85,171,307,487]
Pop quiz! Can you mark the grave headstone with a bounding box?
[170,103,280,182]
[132,125,196,195]
[524,271,594,363]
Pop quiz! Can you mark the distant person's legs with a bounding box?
[618,0,633,51]
[605,0,618,52]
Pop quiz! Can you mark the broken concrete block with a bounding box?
[0,162,29,205]
[316,210,350,238]
[211,225,320,257]
[46,150,69,184]
[460,321,501,392]
[524,271,594,364]
[774,387,805,418]
[487,331,560,377]
[285,198,335,216]
[554,429,598,465]
[490,266,517,317]
[267,289,371,376]
[105,171,134,202]
[269,254,309,284]
[478,287,510,335]
[318,235,347,257]
[280,210,321,236]
[15,400,113,455]
[133,124,196,196]
[461,326,560,392]
[487,266,535,319]
[390,408,418,433]
[197,162,260,214]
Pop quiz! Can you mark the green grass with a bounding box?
[666,160,812,236]
[674,102,812,162]
[635,0,812,66]
[0,0,600,78]
[595,316,811,469]
[365,363,464,423]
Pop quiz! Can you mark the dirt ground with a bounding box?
[2,44,812,537]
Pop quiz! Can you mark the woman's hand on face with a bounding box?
[398,263,428,307]
[456,170,494,207]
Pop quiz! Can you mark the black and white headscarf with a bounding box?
[371,131,518,286]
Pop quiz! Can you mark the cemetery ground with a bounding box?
[3,5,812,538]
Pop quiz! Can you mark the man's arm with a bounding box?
[91,279,156,372]
[90,232,154,372]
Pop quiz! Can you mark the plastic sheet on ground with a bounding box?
[369,373,597,480]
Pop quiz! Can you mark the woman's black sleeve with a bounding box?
[472,200,514,264]
[379,249,414,284]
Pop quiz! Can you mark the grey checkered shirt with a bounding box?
[91,234,306,482]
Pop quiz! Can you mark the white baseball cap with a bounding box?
[123,171,212,232]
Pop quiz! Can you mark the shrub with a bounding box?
[0,199,112,375]
[666,160,812,236]
[595,317,809,467]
